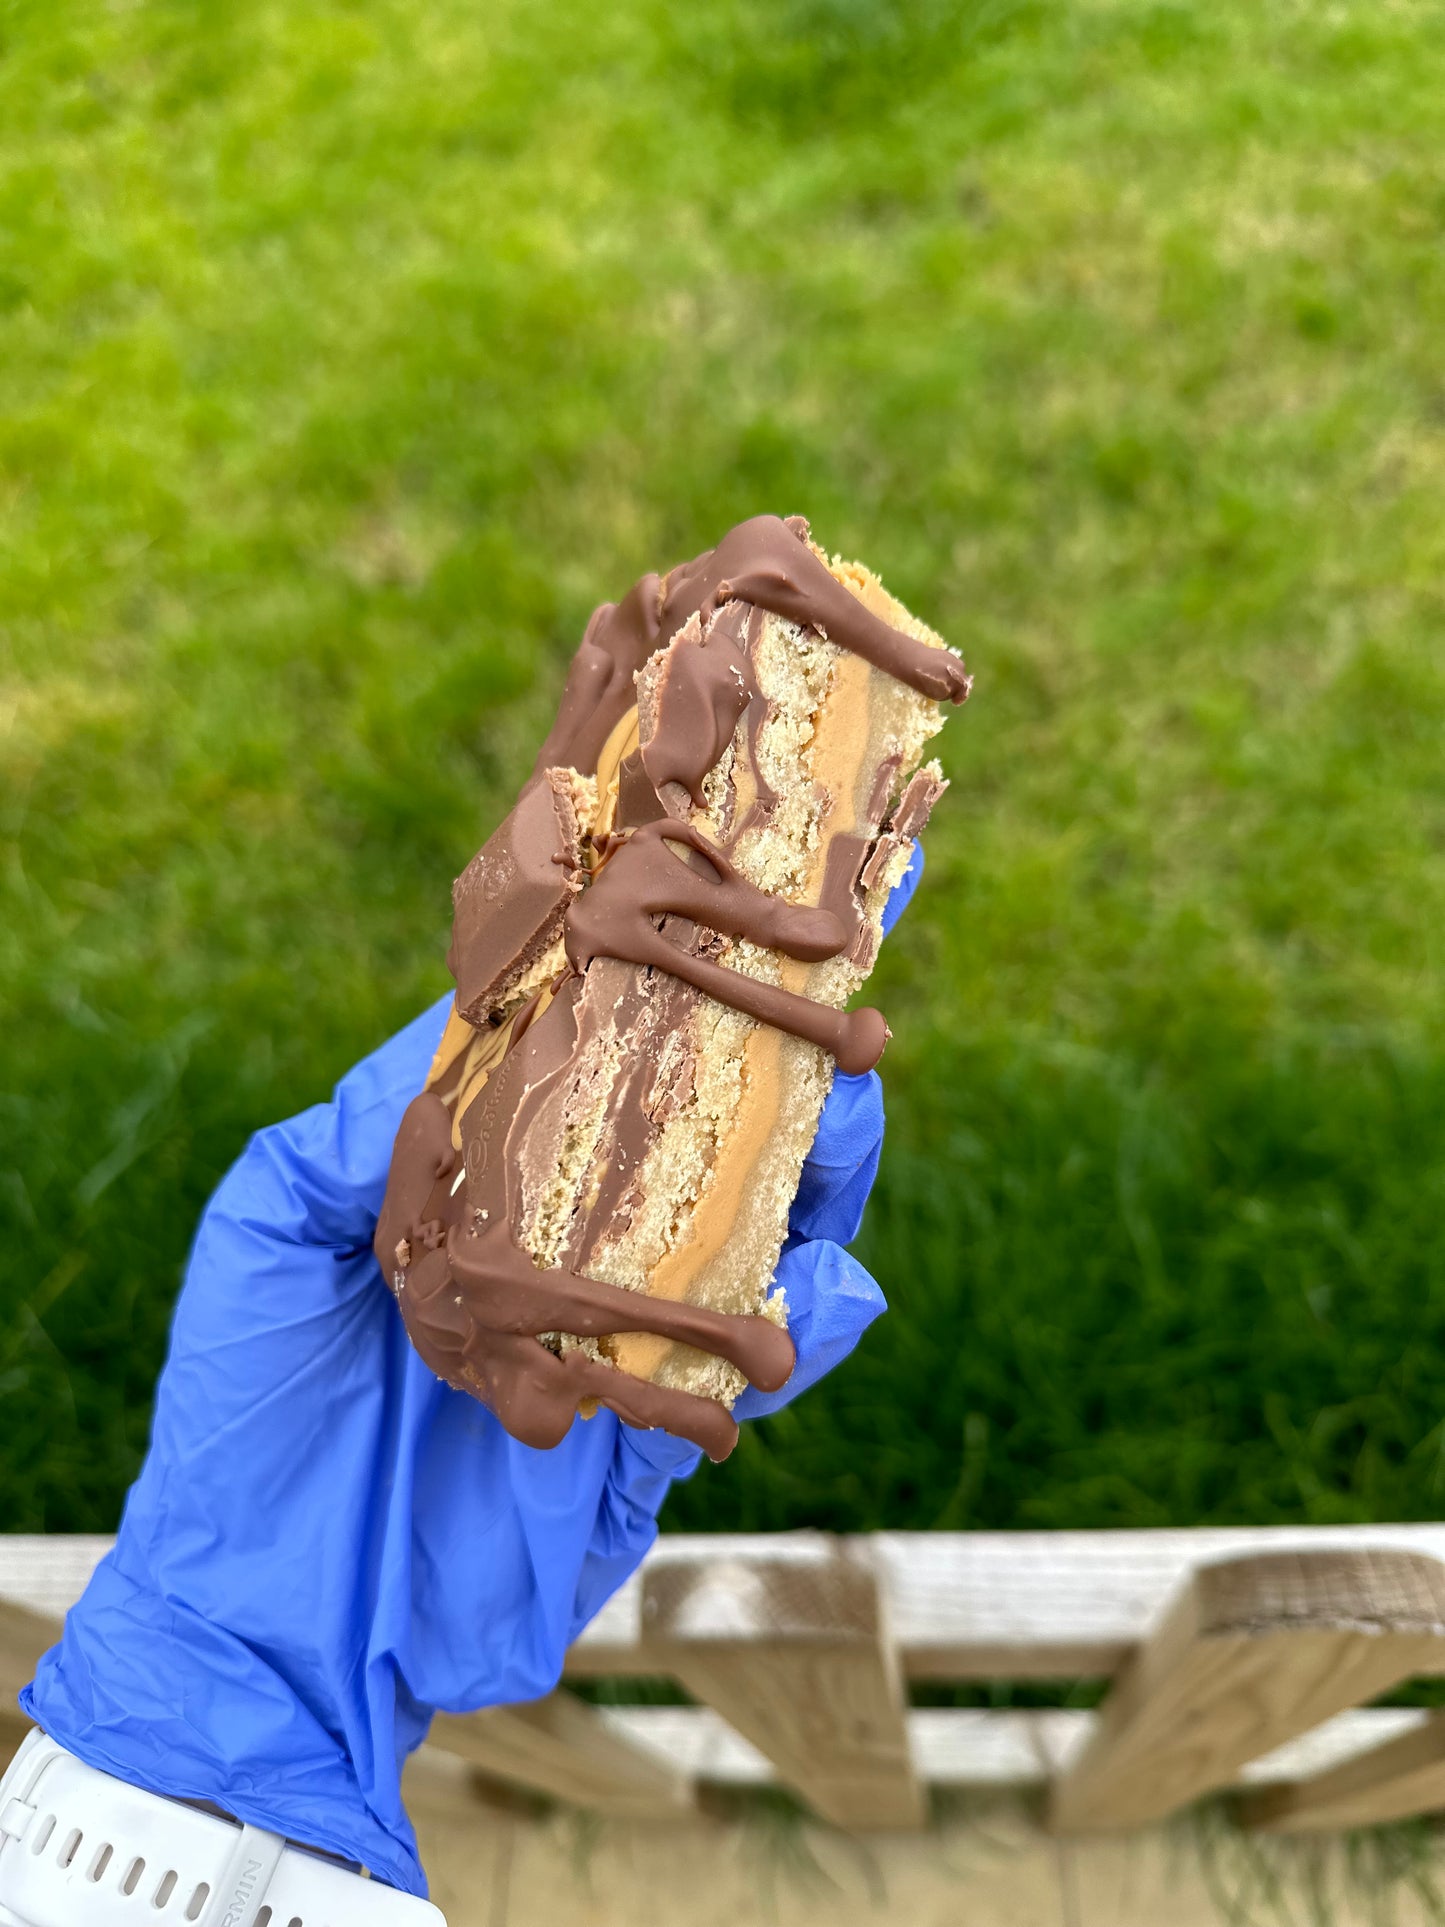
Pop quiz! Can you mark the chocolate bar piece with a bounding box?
[376,515,969,1460]
[448,766,594,1025]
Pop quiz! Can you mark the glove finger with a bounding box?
[732,1238,886,1422]
[789,841,920,1241]
[789,1068,883,1245]
[880,839,924,936]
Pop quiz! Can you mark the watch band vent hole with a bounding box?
[122,1856,146,1895]
[57,1828,82,1868]
[185,1882,210,1920]
[154,1867,178,1907]
[88,1841,113,1881]
[29,1813,55,1854]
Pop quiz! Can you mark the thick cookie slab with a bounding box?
[376,516,968,1455]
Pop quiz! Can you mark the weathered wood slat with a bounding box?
[584,1526,1445,1677]
[0,1538,111,1623]
[0,1598,61,1705]
[1240,1710,1445,1833]
[2,1701,1427,1806]
[1051,1549,1445,1832]
[0,1706,33,1766]
[10,1531,1445,1836]
[428,1690,694,1818]
[14,1529,1445,1680]
[401,1745,495,1822]
[597,1703,1083,1790]
[420,1706,1429,1795]
[605,1704,1440,1792]
[639,1545,924,1829]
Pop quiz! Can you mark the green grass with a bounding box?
[3,0,1445,1533]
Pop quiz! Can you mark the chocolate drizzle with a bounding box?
[531,573,663,780]
[379,512,967,1461]
[566,820,890,1077]
[661,515,972,707]
[640,606,760,808]
[375,1090,790,1460]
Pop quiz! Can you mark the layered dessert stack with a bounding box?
[375,515,969,1458]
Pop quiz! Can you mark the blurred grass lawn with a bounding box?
[3,0,1445,1533]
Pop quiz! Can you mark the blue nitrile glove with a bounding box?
[23,849,923,1899]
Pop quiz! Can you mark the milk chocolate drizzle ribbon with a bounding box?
[661,515,973,706]
[567,819,890,1077]
[375,1090,786,1459]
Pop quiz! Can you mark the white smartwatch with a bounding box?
[0,1730,446,1927]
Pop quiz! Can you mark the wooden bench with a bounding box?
[8,1527,1445,1835]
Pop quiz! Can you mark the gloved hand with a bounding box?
[22,852,922,1900]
